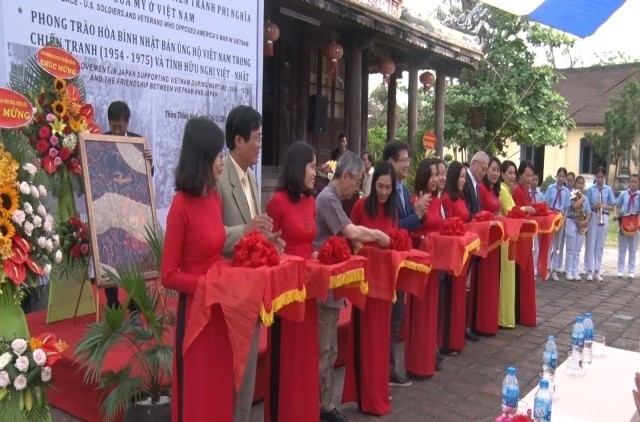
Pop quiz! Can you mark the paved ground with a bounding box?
[52,246,640,421]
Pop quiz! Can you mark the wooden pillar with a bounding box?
[386,73,397,143]
[435,67,445,158]
[361,49,369,154]
[348,44,362,155]
[407,63,418,147]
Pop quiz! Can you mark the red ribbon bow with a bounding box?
[232,231,280,268]
[506,207,528,219]
[317,236,352,264]
[473,210,495,222]
[533,202,550,216]
[388,228,412,251]
[439,217,467,236]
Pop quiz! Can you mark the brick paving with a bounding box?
[53,247,640,421]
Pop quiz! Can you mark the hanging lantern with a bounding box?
[323,41,344,84]
[379,59,396,84]
[264,20,280,57]
[419,71,436,92]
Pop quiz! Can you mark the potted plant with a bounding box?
[75,226,173,422]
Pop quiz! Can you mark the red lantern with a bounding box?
[264,20,280,57]
[379,59,396,84]
[419,71,436,92]
[323,41,344,84]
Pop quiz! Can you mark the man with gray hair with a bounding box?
[464,151,490,217]
[314,151,390,422]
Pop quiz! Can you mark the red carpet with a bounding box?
[28,303,353,421]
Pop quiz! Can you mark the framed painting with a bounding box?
[78,134,158,286]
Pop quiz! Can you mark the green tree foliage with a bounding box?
[583,78,640,175]
[441,4,575,156]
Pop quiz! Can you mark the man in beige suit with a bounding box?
[218,105,273,422]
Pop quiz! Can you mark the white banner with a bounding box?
[0,0,264,225]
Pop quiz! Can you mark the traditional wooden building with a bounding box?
[260,0,483,203]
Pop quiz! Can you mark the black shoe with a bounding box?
[435,357,444,371]
[320,408,348,422]
[389,372,412,387]
[440,348,459,356]
[465,327,480,342]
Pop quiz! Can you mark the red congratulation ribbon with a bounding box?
[388,228,412,251]
[318,236,352,264]
[439,217,467,236]
[506,207,528,219]
[532,202,550,216]
[473,210,495,222]
[232,231,280,268]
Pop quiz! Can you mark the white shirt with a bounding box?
[229,154,257,219]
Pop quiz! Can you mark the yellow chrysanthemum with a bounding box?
[68,118,82,133]
[29,337,43,351]
[0,147,19,186]
[77,116,88,133]
[52,99,67,117]
[0,235,12,260]
[0,185,19,216]
[53,77,67,93]
[66,99,81,117]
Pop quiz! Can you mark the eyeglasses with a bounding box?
[247,134,263,142]
[395,157,411,164]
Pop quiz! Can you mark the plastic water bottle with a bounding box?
[583,312,594,364]
[542,335,558,376]
[570,316,585,373]
[501,366,519,414]
[533,379,552,421]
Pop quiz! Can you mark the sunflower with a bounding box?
[51,99,67,117]
[53,77,67,93]
[0,185,19,216]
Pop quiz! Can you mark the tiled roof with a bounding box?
[555,62,640,126]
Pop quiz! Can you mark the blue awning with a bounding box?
[480,0,627,37]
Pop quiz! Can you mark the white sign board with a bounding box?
[0,0,264,225]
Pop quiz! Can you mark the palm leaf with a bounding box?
[99,367,143,422]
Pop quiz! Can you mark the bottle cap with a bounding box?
[547,335,555,341]
[576,316,583,322]
[585,312,591,318]
[507,366,516,375]
[540,379,549,388]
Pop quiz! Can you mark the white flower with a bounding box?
[62,134,78,150]
[32,215,42,228]
[23,202,33,214]
[38,185,47,197]
[43,219,53,232]
[23,221,34,236]
[37,237,47,248]
[11,210,26,226]
[0,352,12,370]
[37,204,47,217]
[40,366,52,383]
[14,356,29,372]
[43,263,52,276]
[22,163,37,175]
[45,239,53,252]
[52,235,60,248]
[32,349,47,367]
[11,339,28,355]
[54,250,62,263]
[13,374,27,390]
[19,181,30,194]
[0,371,9,388]
[30,185,40,198]
[327,172,334,180]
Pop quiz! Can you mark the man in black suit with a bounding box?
[463,151,489,218]
[383,140,431,385]
[102,101,152,312]
[462,151,489,342]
